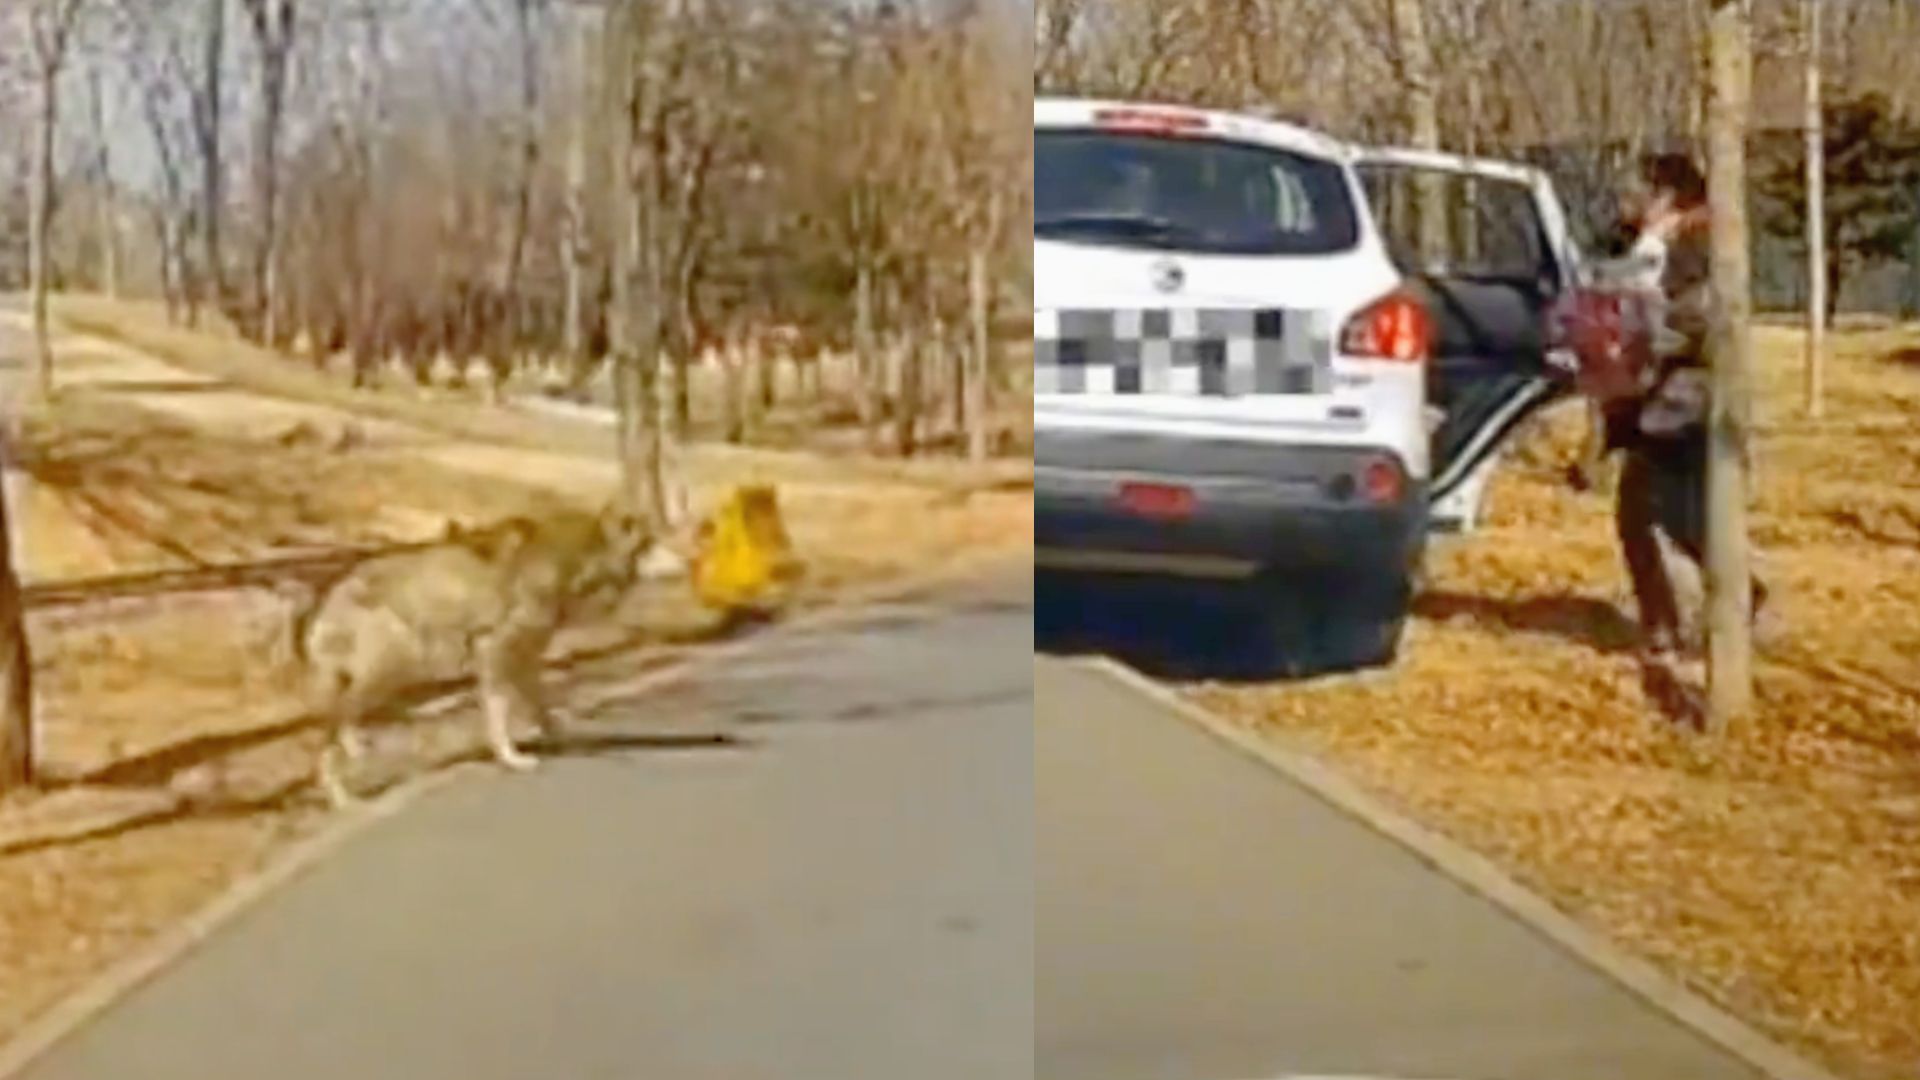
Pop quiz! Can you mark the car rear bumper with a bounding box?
[1035,430,1428,580]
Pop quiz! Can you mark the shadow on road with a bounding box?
[724,686,1031,727]
[1034,572,1368,684]
[526,729,748,755]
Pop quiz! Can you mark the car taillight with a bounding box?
[1361,457,1406,505]
[1115,482,1196,521]
[1340,291,1432,362]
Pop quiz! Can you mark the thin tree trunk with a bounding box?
[88,68,120,300]
[1389,0,1445,261]
[967,248,991,462]
[200,0,229,308]
[1803,0,1827,420]
[499,0,540,373]
[855,260,881,449]
[756,342,776,414]
[894,331,923,458]
[605,4,651,520]
[948,320,965,438]
[562,6,595,372]
[1706,0,1757,731]
[251,27,291,345]
[155,213,181,320]
[29,64,59,402]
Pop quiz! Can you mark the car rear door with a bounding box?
[1350,147,1582,529]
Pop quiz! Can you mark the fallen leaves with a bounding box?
[1193,326,1920,1078]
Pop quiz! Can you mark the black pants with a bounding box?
[1615,443,1766,643]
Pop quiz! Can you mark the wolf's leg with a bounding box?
[312,647,406,808]
[314,674,374,809]
[525,660,570,741]
[480,689,539,772]
[477,630,541,772]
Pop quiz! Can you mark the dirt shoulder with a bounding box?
[0,306,1031,1050]
[42,296,1034,498]
[1192,325,1920,1080]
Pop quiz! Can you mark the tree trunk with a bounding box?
[251,35,290,346]
[967,248,991,462]
[756,344,776,414]
[721,343,746,444]
[605,4,659,524]
[948,321,966,439]
[671,354,692,439]
[155,213,182,321]
[1824,249,1842,324]
[855,260,882,449]
[1388,0,1445,262]
[893,333,922,458]
[0,465,35,792]
[88,68,120,300]
[1803,0,1827,420]
[1706,0,1757,732]
[562,6,596,372]
[200,0,229,308]
[498,0,540,368]
[29,64,59,402]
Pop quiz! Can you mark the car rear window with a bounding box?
[1355,163,1555,284]
[1035,128,1361,257]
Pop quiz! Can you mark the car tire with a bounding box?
[1234,567,1413,678]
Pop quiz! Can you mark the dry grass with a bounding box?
[1192,325,1920,1080]
[10,392,573,582]
[48,295,1034,491]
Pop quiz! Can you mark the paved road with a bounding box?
[22,571,1033,1080]
[1036,656,1765,1080]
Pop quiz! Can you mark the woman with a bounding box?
[1593,155,1768,659]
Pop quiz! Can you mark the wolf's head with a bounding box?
[587,506,695,593]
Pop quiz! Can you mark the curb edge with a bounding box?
[1080,656,1848,1080]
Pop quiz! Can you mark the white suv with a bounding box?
[1034,98,1584,672]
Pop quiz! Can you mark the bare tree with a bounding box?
[1706,0,1757,730]
[1387,0,1445,257]
[602,0,669,524]
[195,0,230,311]
[24,0,88,401]
[1,0,1022,464]
[559,2,597,383]
[478,0,547,377]
[1802,0,1827,418]
[86,64,119,298]
[240,0,298,344]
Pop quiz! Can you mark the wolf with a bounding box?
[286,505,690,808]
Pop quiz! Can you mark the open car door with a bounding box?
[1351,147,1583,532]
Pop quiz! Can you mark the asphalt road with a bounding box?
[1035,655,1766,1080]
[20,570,1034,1080]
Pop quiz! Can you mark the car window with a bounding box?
[1035,128,1361,257]
[1356,163,1552,283]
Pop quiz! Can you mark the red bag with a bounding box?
[1553,286,1657,405]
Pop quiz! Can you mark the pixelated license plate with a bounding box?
[1033,307,1332,396]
